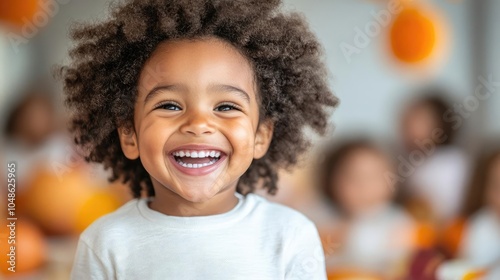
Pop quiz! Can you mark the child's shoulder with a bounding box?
[245,194,323,253]
[245,193,317,229]
[78,198,143,245]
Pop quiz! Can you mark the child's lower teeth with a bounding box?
[176,158,218,168]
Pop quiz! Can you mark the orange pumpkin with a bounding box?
[0,219,47,274]
[19,167,124,235]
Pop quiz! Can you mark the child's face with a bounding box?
[331,149,394,217]
[486,156,500,215]
[11,94,56,147]
[402,104,439,149]
[118,37,272,203]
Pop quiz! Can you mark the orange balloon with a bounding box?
[389,7,437,63]
[0,220,47,274]
[0,0,40,29]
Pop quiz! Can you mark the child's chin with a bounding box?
[177,185,222,202]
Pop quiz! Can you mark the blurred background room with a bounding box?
[1,0,499,279]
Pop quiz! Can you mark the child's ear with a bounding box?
[254,119,274,159]
[117,125,139,160]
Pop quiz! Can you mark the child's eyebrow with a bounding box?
[144,84,183,104]
[143,83,251,104]
[207,83,250,104]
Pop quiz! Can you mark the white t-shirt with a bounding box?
[326,204,415,274]
[408,146,470,222]
[71,192,327,280]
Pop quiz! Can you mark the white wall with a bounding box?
[283,0,474,140]
[485,0,500,138]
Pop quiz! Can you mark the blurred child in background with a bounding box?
[319,139,416,279]
[4,92,58,149]
[2,88,68,190]
[399,91,470,228]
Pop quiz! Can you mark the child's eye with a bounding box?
[215,103,241,112]
[155,102,182,111]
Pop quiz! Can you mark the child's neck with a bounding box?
[148,183,239,217]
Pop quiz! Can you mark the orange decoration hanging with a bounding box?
[389,6,438,63]
[0,0,40,30]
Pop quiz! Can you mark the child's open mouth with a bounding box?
[172,150,222,168]
[169,147,227,176]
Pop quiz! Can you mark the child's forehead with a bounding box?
[340,147,393,170]
[349,150,386,163]
[138,37,257,88]
[146,37,251,66]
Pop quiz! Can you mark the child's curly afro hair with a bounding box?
[56,0,338,198]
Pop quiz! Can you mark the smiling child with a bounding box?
[58,0,337,279]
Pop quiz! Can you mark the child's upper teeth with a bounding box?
[173,150,221,158]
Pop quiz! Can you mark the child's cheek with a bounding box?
[223,119,256,162]
[222,119,255,177]
[138,120,173,164]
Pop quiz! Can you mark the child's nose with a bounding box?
[179,111,216,136]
